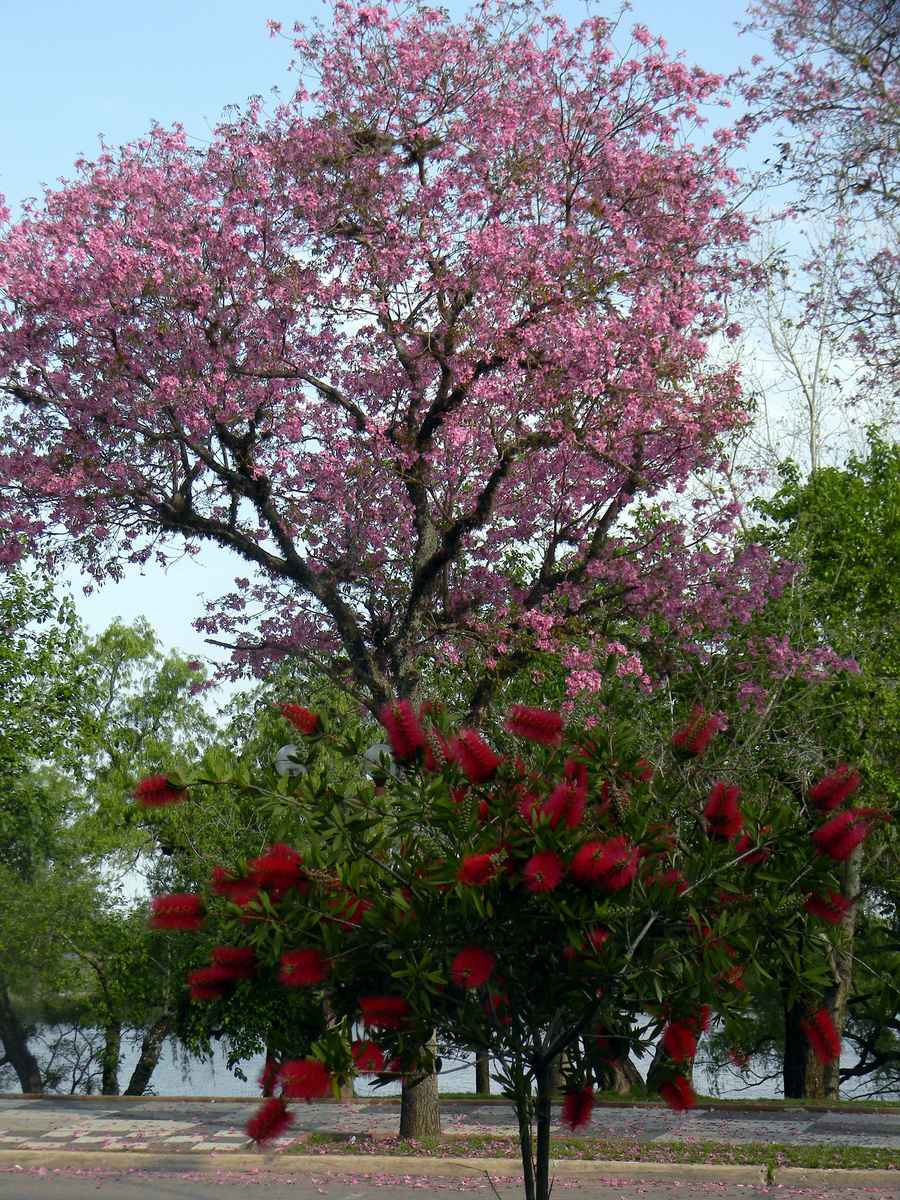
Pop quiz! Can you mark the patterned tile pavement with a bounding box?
[0,1097,898,1154]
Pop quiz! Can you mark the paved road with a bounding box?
[1,1095,899,1153]
[1,1164,898,1200]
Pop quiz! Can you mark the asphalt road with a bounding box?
[2,1166,899,1200]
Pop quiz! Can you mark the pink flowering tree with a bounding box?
[742,0,900,395]
[140,699,885,1200]
[0,0,781,713]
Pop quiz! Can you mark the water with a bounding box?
[11,1027,883,1100]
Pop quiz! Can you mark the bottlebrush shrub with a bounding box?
[149,700,884,1200]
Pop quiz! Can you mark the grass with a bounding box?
[290,1130,898,1171]
[387,1090,900,1112]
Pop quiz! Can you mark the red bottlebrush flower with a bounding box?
[451,946,497,988]
[359,995,411,1030]
[522,850,565,893]
[133,774,187,808]
[187,965,233,1001]
[326,889,373,928]
[246,1096,293,1144]
[633,757,654,783]
[586,926,610,952]
[249,842,305,892]
[804,891,852,925]
[812,809,871,861]
[211,946,257,979]
[561,1086,594,1132]
[809,763,861,811]
[672,707,721,758]
[457,851,500,886]
[379,699,427,762]
[516,790,541,824]
[728,1048,750,1071]
[571,837,638,891]
[149,893,204,931]
[704,782,743,840]
[801,1008,841,1065]
[542,782,586,829]
[280,704,320,735]
[422,732,451,773]
[662,1021,698,1063]
[280,1057,331,1100]
[351,1040,386,1073]
[505,705,563,747]
[646,867,689,895]
[210,866,259,908]
[659,1075,696,1112]
[483,989,512,1025]
[279,948,331,987]
[563,758,589,794]
[694,1005,712,1035]
[450,729,501,784]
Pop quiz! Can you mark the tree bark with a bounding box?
[100,1022,122,1095]
[399,1068,441,1137]
[475,1047,491,1095]
[0,980,43,1093]
[596,1053,643,1094]
[546,1053,564,1096]
[123,1016,171,1096]
[534,1060,552,1200]
[823,847,861,1099]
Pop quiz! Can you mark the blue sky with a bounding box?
[2,0,764,664]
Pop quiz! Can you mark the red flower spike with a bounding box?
[561,1086,594,1132]
[542,782,587,830]
[563,758,589,795]
[149,893,204,931]
[187,965,233,1001]
[210,866,260,908]
[351,1041,386,1074]
[359,995,411,1030]
[728,1048,750,1071]
[451,946,497,989]
[249,842,305,893]
[211,946,257,979]
[571,837,638,891]
[804,891,851,925]
[505,705,563,747]
[586,926,610,952]
[280,704,320,735]
[457,851,500,886]
[801,1008,841,1065]
[134,774,187,808]
[646,867,689,895]
[522,850,565,893]
[659,1075,696,1112]
[704,782,743,840]
[662,1021,698,1063]
[809,763,861,812]
[279,948,331,987]
[379,699,427,763]
[450,729,501,784]
[812,809,871,860]
[246,1097,293,1144]
[517,791,541,824]
[280,1057,331,1100]
[672,707,721,758]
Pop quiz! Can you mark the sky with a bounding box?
[1,0,766,667]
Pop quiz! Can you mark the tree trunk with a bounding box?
[534,1060,552,1200]
[595,1053,643,1094]
[123,1015,171,1096]
[100,1022,122,1095]
[475,1047,491,1095]
[783,999,805,1098]
[0,980,43,1093]
[399,1069,441,1137]
[823,847,861,1099]
[546,1053,564,1096]
[514,1081,536,1200]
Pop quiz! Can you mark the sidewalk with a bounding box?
[1,1094,899,1154]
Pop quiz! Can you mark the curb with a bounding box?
[775,1166,900,1188]
[0,1151,765,1183]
